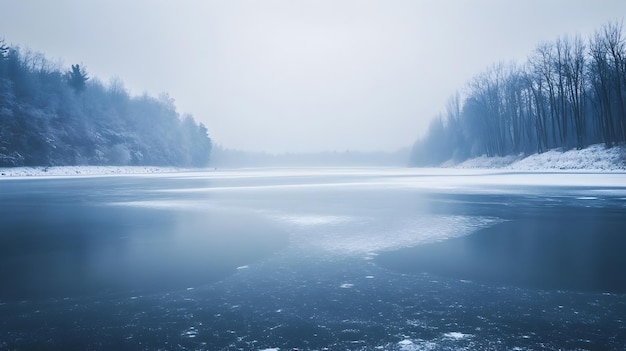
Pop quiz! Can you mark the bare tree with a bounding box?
[555,37,570,144]
[589,27,617,146]
[530,42,562,147]
[562,35,587,148]
[602,21,626,141]
[408,20,626,166]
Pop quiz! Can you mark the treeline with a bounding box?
[211,145,410,167]
[411,21,626,166]
[0,39,212,167]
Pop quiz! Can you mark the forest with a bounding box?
[0,39,212,167]
[411,21,626,166]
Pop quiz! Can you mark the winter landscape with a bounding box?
[3,1,626,350]
[2,164,626,350]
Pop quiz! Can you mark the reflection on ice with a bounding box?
[3,168,626,350]
[108,200,221,212]
[270,212,501,255]
[271,214,352,226]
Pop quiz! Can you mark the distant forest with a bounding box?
[0,39,212,167]
[210,145,410,167]
[411,20,626,166]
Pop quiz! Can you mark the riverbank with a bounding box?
[2,143,625,177]
[445,143,626,171]
[0,166,194,177]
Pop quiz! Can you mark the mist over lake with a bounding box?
[3,2,626,350]
[2,168,626,350]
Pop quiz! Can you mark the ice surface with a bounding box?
[397,339,438,351]
[95,166,626,264]
[389,170,626,194]
[273,214,352,226]
[270,213,501,255]
[5,168,626,350]
[109,200,216,210]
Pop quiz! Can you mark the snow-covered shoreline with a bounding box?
[1,144,624,178]
[445,144,626,171]
[0,166,197,178]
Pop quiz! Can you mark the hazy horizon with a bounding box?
[2,0,625,153]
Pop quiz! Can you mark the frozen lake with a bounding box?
[1,168,626,350]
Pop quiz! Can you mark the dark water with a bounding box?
[377,204,626,293]
[1,169,626,350]
[0,176,287,300]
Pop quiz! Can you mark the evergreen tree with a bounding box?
[0,40,212,167]
[67,64,88,93]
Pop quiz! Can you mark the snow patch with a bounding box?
[181,326,198,338]
[443,332,472,340]
[448,144,626,171]
[0,166,193,178]
[398,339,414,346]
[509,144,626,171]
[447,154,521,169]
[397,339,438,351]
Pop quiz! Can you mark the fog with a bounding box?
[1,0,625,153]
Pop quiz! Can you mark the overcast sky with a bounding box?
[1,1,625,153]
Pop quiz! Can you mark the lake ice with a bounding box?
[1,168,625,350]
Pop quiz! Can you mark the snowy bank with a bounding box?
[450,144,626,171]
[2,144,625,177]
[0,166,195,178]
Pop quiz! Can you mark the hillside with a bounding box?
[0,39,212,167]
